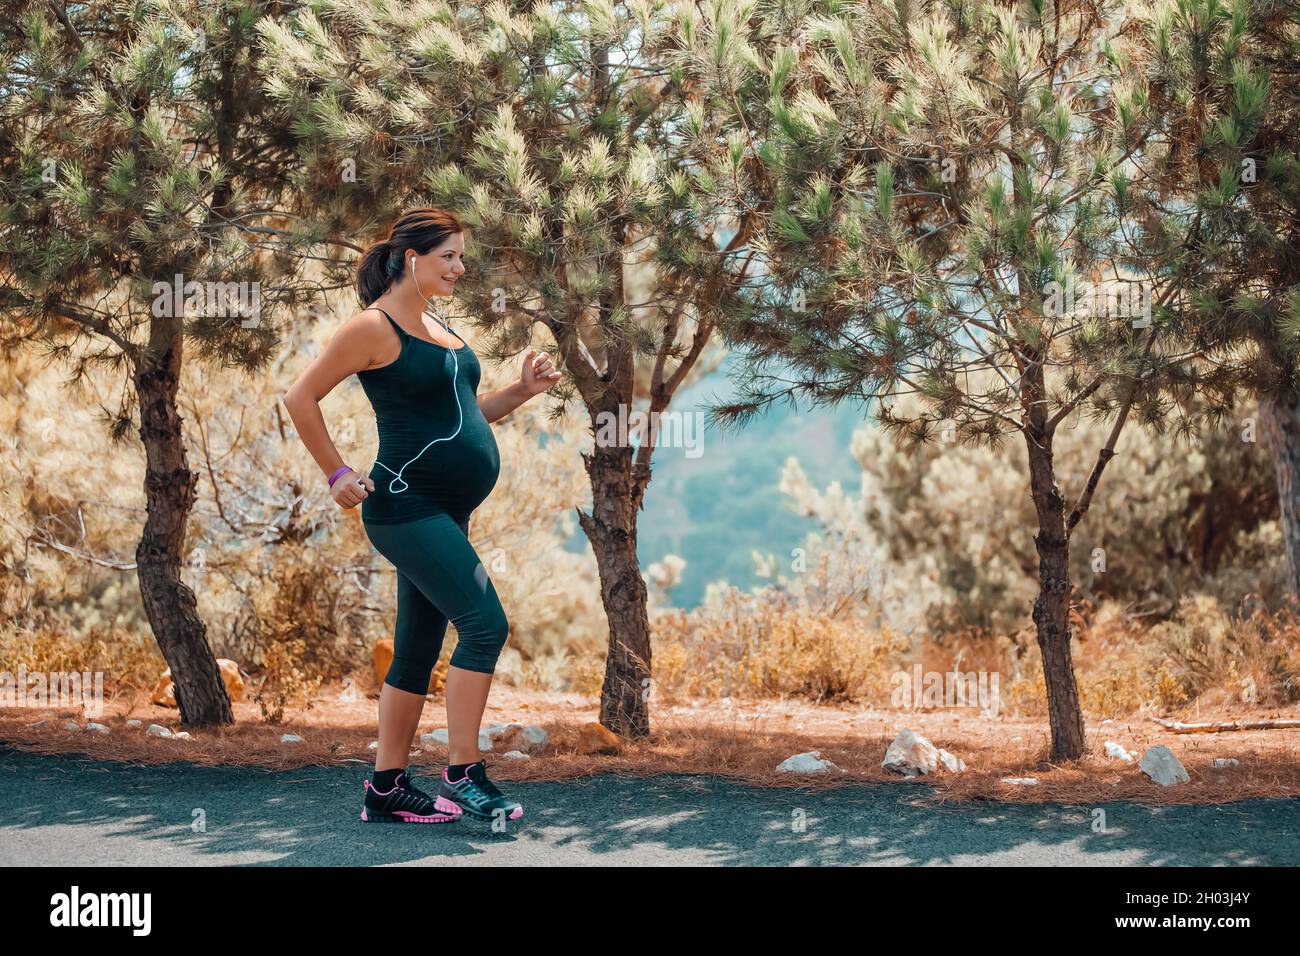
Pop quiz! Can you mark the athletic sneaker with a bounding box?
[361,769,462,824]
[438,760,523,822]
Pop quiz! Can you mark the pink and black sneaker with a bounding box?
[438,759,523,823]
[361,770,462,824]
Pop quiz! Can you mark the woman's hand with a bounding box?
[520,349,562,397]
[331,469,375,509]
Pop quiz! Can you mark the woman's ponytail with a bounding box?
[356,240,398,306]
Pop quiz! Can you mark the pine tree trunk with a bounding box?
[1260,394,1300,596]
[576,441,651,738]
[1024,430,1087,760]
[133,333,233,727]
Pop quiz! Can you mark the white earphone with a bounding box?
[366,254,463,495]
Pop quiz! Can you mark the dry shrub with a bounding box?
[1010,597,1300,718]
[1146,596,1300,708]
[650,584,910,703]
[0,619,163,698]
[253,636,324,724]
[886,597,1300,720]
[225,540,374,687]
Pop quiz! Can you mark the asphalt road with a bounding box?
[3,746,1298,866]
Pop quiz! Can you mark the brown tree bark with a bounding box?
[1023,428,1087,760]
[1260,393,1300,596]
[575,436,652,738]
[133,330,232,727]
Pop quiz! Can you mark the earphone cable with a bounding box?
[367,256,463,495]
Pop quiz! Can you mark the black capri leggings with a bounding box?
[363,511,510,692]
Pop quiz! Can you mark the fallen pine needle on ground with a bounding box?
[2,685,1297,807]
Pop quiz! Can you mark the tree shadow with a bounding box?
[1,745,1294,866]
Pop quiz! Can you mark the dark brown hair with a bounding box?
[355,208,465,306]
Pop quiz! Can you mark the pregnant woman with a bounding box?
[282,208,560,825]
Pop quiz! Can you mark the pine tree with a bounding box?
[1130,0,1300,594]
[705,0,1252,760]
[255,0,767,735]
[0,1,326,725]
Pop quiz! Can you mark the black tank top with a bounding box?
[355,308,500,524]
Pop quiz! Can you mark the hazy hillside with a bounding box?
[564,353,866,610]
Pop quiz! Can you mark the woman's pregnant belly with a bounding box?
[363,410,500,523]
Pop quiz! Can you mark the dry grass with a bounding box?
[641,588,911,703]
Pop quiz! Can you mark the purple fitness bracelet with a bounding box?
[327,465,353,488]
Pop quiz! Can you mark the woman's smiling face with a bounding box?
[410,231,466,296]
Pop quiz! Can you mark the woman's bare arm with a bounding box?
[282,311,385,508]
[478,349,562,423]
[477,380,533,424]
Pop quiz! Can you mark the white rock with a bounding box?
[480,722,549,753]
[1002,777,1040,786]
[1212,758,1240,769]
[173,731,191,740]
[776,750,840,773]
[426,724,547,752]
[882,729,940,776]
[501,750,531,759]
[1104,741,1134,762]
[85,722,110,734]
[520,725,549,748]
[126,719,142,727]
[1139,745,1189,786]
[146,724,173,738]
[937,748,966,773]
[63,720,81,731]
[280,733,303,744]
[367,740,380,750]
